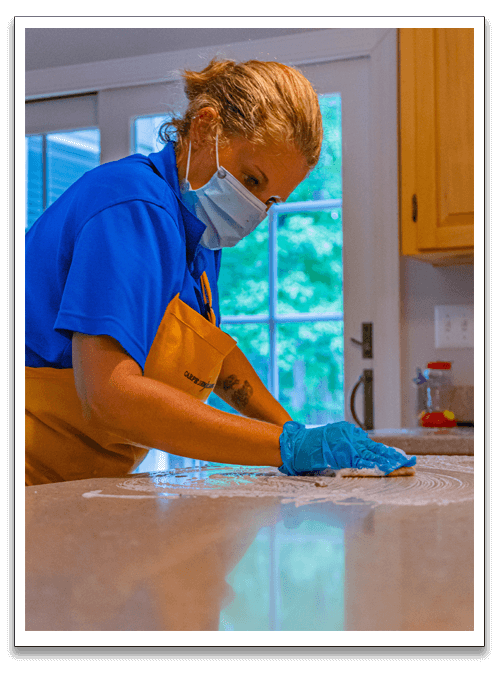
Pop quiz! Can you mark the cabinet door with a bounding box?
[400,28,474,255]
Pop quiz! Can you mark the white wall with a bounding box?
[399,258,474,427]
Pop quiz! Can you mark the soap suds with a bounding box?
[340,466,415,477]
[82,456,473,507]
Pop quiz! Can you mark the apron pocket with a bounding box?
[144,294,237,402]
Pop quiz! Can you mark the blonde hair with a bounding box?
[159,58,323,168]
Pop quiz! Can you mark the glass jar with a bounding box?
[418,361,456,427]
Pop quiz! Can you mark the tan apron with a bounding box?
[25,272,236,485]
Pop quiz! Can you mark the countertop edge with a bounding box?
[368,431,474,455]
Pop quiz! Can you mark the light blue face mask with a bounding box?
[180,135,280,249]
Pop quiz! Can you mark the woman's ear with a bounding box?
[190,107,219,149]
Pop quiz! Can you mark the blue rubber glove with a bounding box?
[279,421,417,476]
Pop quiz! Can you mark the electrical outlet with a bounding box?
[434,305,474,349]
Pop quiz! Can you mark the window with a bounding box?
[133,115,169,155]
[25,128,101,231]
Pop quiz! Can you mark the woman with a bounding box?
[25,58,415,485]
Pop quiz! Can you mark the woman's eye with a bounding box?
[244,175,259,188]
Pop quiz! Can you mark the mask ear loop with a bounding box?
[186,132,224,184]
[216,133,227,179]
[184,141,192,185]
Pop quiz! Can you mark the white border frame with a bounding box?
[15,19,487,654]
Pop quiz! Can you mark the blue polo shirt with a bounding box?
[25,142,222,370]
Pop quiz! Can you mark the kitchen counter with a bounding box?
[24,455,474,634]
[368,427,474,455]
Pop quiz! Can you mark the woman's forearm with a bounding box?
[214,345,292,427]
[95,372,284,467]
[72,333,283,467]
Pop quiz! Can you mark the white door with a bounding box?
[301,58,377,428]
[298,41,401,430]
[211,45,400,433]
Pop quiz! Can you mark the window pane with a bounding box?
[276,93,344,425]
[217,217,269,317]
[288,93,342,202]
[133,114,169,155]
[25,135,43,231]
[277,320,344,425]
[277,208,343,316]
[46,129,100,206]
[207,322,270,414]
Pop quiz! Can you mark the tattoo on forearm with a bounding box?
[223,374,240,391]
[232,381,253,408]
[222,374,253,409]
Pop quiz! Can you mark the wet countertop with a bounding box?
[368,427,474,455]
[24,456,474,634]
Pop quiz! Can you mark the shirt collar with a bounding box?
[148,141,206,264]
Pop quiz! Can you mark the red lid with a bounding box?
[427,361,452,370]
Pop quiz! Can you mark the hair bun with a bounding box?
[183,58,236,102]
[159,58,323,169]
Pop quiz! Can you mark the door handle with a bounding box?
[349,323,374,429]
[349,369,374,430]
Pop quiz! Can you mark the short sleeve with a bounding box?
[55,200,185,370]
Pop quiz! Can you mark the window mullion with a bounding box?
[268,208,279,400]
[42,134,48,211]
[272,198,342,215]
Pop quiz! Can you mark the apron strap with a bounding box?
[200,271,217,325]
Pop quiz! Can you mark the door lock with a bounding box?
[350,322,373,358]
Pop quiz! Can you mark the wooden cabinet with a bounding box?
[399,28,474,265]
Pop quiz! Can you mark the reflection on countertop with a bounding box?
[368,427,474,454]
[25,456,474,632]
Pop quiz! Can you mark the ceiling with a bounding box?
[25,27,323,71]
